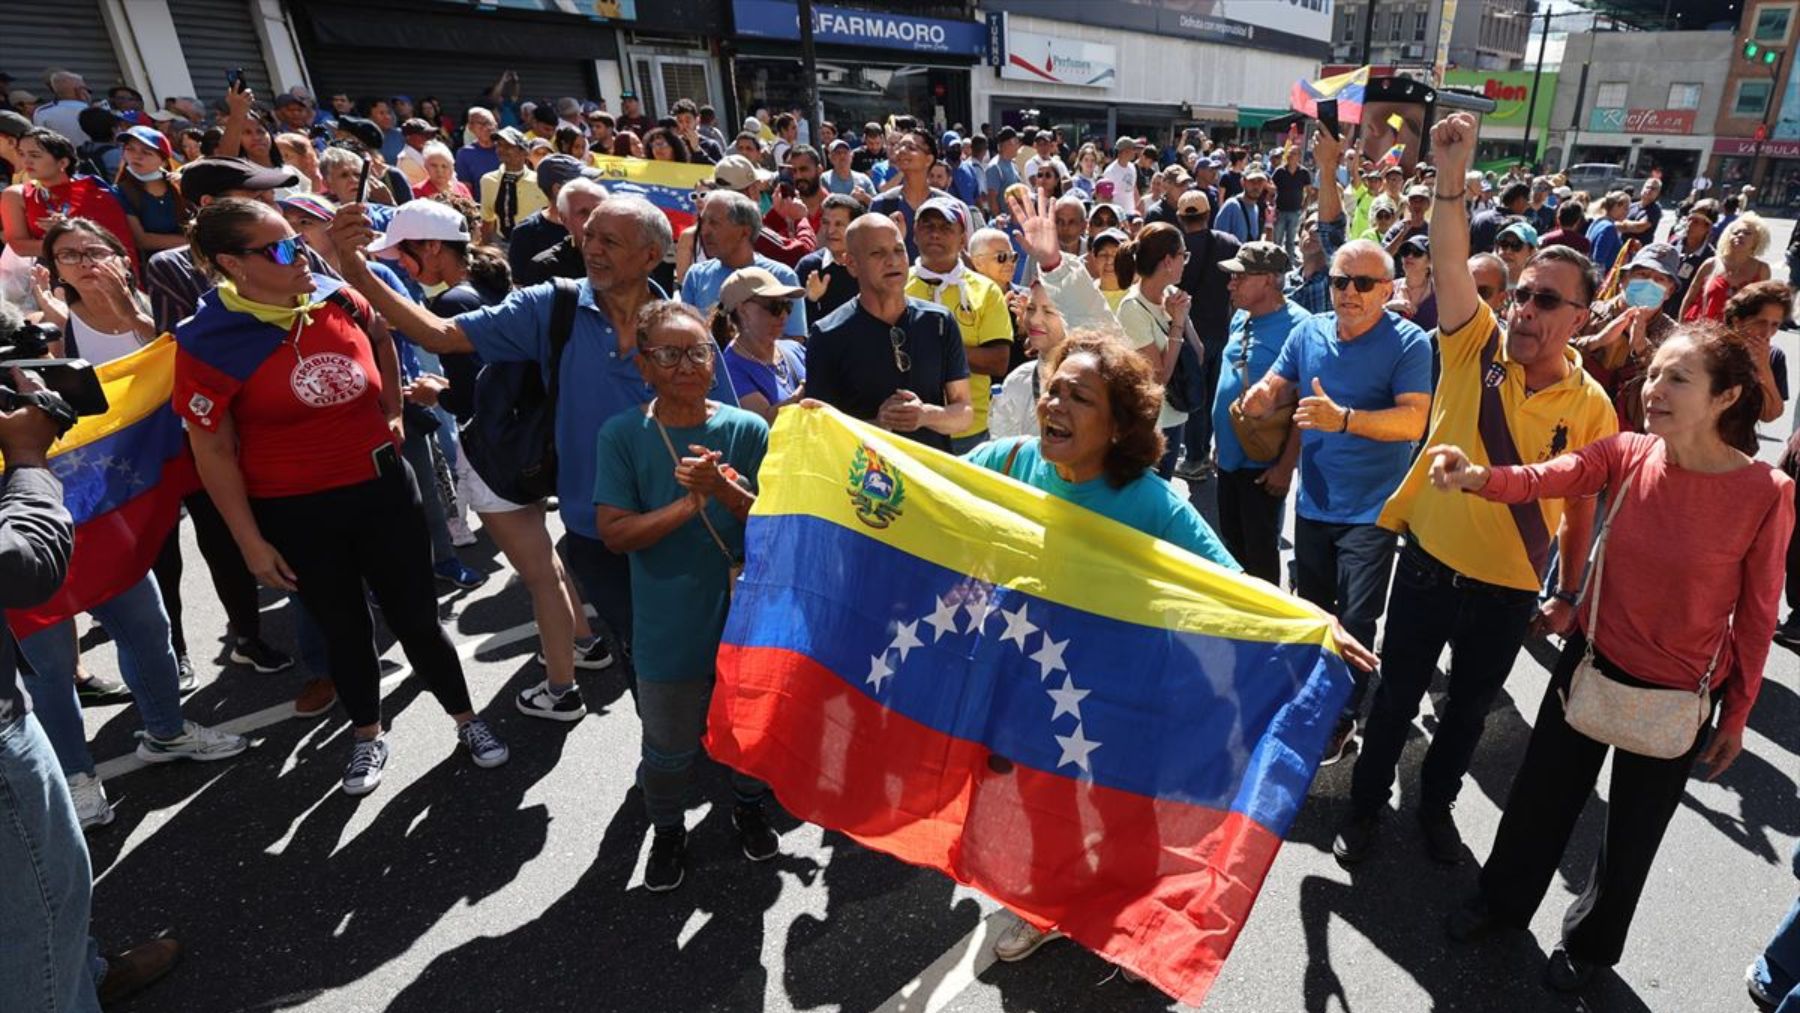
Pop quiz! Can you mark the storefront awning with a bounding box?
[1236,107,1291,129]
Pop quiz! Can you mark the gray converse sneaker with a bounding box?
[342,737,390,796]
[134,721,248,764]
[68,772,114,830]
[992,916,1062,962]
[457,718,509,768]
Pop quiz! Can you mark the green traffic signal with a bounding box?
[1747,40,1761,58]
[1769,50,1781,64]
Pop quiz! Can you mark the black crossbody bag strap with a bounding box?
[1474,322,1553,577]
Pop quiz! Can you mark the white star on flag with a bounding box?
[924,595,961,642]
[1029,635,1068,680]
[866,653,894,692]
[998,603,1037,650]
[889,620,923,663]
[1046,674,1089,722]
[1054,723,1102,773]
[962,591,995,636]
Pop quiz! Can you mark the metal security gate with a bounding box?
[0,1,126,94]
[167,0,276,106]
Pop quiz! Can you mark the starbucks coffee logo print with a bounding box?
[290,353,368,408]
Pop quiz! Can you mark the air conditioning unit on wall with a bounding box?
[1403,43,1425,59]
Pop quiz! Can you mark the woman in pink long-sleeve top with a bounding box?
[1424,321,1794,993]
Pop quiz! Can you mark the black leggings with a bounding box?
[152,491,264,655]
[250,459,472,728]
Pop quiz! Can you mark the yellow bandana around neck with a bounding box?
[216,279,325,331]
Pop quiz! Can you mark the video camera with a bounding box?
[0,310,109,419]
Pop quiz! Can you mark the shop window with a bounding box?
[1667,83,1701,110]
[1594,82,1628,109]
[1736,79,1774,118]
[1754,4,1795,44]
[1388,11,1402,40]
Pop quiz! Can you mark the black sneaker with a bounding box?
[1775,615,1800,650]
[1332,807,1381,864]
[732,802,780,862]
[175,655,197,694]
[645,827,687,892]
[1319,718,1356,766]
[229,637,294,674]
[1418,806,1465,865]
[1446,896,1504,944]
[1544,948,1597,993]
[76,674,132,706]
[534,637,615,671]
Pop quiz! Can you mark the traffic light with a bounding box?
[1770,50,1782,65]
[1748,40,1761,59]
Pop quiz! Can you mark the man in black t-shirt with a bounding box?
[795,194,862,320]
[806,216,971,452]
[1270,146,1311,262]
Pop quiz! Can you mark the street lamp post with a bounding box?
[1520,10,1553,171]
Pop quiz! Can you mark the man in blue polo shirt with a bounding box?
[1239,237,1432,764]
[454,107,501,194]
[329,195,735,690]
[680,190,807,336]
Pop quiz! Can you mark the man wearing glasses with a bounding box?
[904,198,1012,453]
[1337,112,1617,866]
[806,215,972,452]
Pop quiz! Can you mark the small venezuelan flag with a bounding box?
[707,407,1354,1004]
[1290,65,1370,123]
[589,155,716,236]
[7,337,197,638]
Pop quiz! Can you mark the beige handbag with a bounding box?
[1560,465,1716,759]
[1225,317,1294,464]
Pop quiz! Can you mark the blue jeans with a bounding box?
[1754,842,1800,1012]
[1349,541,1540,815]
[1293,517,1396,721]
[1156,423,1185,480]
[1276,209,1303,259]
[19,574,187,777]
[0,714,105,1013]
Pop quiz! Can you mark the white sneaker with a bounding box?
[446,514,478,547]
[343,737,390,796]
[992,917,1062,962]
[67,773,114,830]
[135,721,248,764]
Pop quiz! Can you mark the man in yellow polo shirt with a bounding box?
[1337,113,1618,866]
[477,126,547,244]
[905,197,1013,453]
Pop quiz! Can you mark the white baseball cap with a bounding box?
[368,198,470,255]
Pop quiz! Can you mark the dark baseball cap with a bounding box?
[335,115,384,151]
[495,126,528,149]
[1219,240,1292,276]
[273,93,306,109]
[401,118,434,136]
[534,153,600,194]
[177,156,299,202]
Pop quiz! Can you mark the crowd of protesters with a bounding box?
[2,66,1799,1011]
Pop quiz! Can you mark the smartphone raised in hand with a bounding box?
[356,158,374,204]
[226,67,246,93]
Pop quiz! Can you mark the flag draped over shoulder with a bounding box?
[706,408,1354,1005]
[1290,65,1370,123]
[589,156,714,235]
[6,337,197,638]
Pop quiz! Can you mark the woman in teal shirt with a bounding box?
[967,332,1379,965]
[593,301,776,894]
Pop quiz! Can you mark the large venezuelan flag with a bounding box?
[589,156,714,235]
[707,408,1354,1004]
[1289,64,1370,123]
[6,337,197,638]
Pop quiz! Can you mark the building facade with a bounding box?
[1330,0,1530,72]
[977,0,1329,150]
[1713,0,1800,208]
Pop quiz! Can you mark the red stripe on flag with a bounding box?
[8,454,196,639]
[708,643,1283,1003]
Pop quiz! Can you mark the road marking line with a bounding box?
[872,907,1011,1013]
[95,619,550,782]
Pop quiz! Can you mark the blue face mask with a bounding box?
[127,166,165,182]
[1624,277,1666,309]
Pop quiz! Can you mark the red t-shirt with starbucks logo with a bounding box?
[173,287,398,499]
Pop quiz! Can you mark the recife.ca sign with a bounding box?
[1443,69,1556,127]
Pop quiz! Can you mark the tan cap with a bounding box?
[720,266,803,313]
[712,154,777,192]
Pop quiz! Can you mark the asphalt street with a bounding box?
[75,218,1800,1013]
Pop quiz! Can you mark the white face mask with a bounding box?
[127,166,165,182]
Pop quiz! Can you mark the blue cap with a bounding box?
[1497,221,1540,247]
[940,130,961,151]
[916,196,968,231]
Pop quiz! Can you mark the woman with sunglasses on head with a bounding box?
[594,300,776,892]
[114,126,190,254]
[1387,234,1437,332]
[1431,322,1791,992]
[1,128,138,269]
[173,198,509,795]
[713,267,806,423]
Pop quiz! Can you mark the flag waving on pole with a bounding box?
[1290,65,1371,123]
[706,407,1354,1004]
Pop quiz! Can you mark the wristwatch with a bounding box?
[1551,589,1579,606]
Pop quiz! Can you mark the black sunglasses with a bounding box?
[1496,237,1527,252]
[1510,286,1579,312]
[752,299,792,316]
[1329,274,1385,293]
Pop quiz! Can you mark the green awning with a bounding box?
[1237,107,1291,129]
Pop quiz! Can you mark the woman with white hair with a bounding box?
[1681,212,1773,324]
[414,140,471,200]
